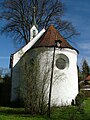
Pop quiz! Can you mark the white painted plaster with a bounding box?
[30,25,38,40]
[12,28,45,67]
[11,44,78,105]
[38,48,78,106]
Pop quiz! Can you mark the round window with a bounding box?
[56,54,69,70]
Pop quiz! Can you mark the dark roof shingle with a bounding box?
[33,25,78,52]
[85,75,90,81]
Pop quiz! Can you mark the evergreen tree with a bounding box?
[78,66,83,81]
[81,59,90,79]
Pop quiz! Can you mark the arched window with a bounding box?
[33,30,36,38]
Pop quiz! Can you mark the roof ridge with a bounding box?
[33,24,78,53]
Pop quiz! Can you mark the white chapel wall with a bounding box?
[38,47,78,106]
[11,47,78,106]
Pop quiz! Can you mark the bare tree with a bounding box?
[19,48,51,114]
[0,0,78,45]
[17,47,65,115]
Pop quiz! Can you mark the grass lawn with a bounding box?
[0,98,90,120]
[0,107,46,120]
[84,97,90,112]
[50,98,90,120]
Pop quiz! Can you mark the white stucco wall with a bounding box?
[11,47,78,106]
[11,28,45,101]
[52,48,78,106]
[12,28,45,67]
[38,48,78,106]
[11,66,20,101]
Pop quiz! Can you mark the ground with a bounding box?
[0,98,90,120]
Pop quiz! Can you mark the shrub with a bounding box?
[75,92,85,113]
[75,92,84,106]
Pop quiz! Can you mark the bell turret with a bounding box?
[30,6,38,40]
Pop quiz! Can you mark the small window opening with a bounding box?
[33,30,36,38]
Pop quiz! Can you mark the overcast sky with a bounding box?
[0,0,90,68]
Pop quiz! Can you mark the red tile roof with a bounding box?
[85,75,90,81]
[33,25,77,51]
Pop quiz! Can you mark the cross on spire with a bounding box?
[32,5,38,28]
[33,6,36,15]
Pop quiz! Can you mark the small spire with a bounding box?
[32,6,38,28]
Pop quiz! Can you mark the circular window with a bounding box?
[56,54,69,70]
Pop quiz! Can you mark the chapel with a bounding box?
[10,6,78,106]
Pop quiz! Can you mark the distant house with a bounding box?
[80,75,90,97]
[10,9,79,106]
[85,75,90,84]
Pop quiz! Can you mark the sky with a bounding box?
[62,0,90,68]
[0,0,90,68]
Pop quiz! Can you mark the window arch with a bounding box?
[33,30,36,38]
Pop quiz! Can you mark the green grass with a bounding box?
[0,107,46,120]
[0,115,46,120]
[84,98,90,112]
[0,98,90,120]
[83,98,90,120]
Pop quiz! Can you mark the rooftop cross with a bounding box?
[32,5,38,28]
[33,6,36,13]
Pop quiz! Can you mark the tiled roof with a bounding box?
[85,75,90,81]
[33,25,77,51]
